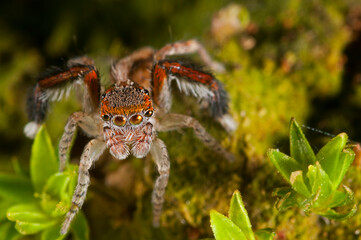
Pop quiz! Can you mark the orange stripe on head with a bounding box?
[101,84,153,117]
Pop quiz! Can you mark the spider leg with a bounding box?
[59,112,103,171]
[152,60,237,132]
[110,47,154,84]
[149,137,170,227]
[154,39,225,73]
[60,139,106,235]
[156,113,234,162]
[24,57,100,138]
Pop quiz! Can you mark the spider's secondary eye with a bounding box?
[130,115,143,125]
[144,110,153,117]
[102,114,110,121]
[113,116,127,126]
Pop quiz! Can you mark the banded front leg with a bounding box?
[150,138,170,227]
[60,139,106,235]
[156,113,234,162]
[154,39,225,73]
[59,112,103,171]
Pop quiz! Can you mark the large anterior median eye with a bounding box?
[130,115,143,125]
[113,116,126,126]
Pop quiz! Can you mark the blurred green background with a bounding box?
[1,0,361,239]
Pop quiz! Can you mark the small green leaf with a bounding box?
[44,172,71,201]
[268,149,303,183]
[332,148,354,189]
[0,200,14,221]
[306,163,333,207]
[7,203,50,222]
[228,190,255,240]
[7,203,56,234]
[11,157,28,177]
[325,188,352,209]
[71,211,89,240]
[316,133,353,189]
[31,125,58,193]
[41,224,65,240]
[210,210,247,240]
[0,174,35,202]
[273,189,299,211]
[41,170,75,217]
[290,171,311,197]
[289,118,316,167]
[254,229,275,240]
[318,203,357,220]
[0,221,22,240]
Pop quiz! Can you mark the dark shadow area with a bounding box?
[306,7,361,145]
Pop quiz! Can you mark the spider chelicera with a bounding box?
[24,40,236,235]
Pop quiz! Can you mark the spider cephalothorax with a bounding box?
[101,83,155,159]
[24,40,236,235]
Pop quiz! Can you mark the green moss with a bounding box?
[1,0,361,239]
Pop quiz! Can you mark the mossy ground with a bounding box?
[1,0,361,239]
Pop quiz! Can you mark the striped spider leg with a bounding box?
[24,40,236,236]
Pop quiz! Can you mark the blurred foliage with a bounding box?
[1,0,361,239]
[1,126,88,239]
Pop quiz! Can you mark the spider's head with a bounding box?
[100,82,153,125]
[100,82,154,159]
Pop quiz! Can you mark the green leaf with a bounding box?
[316,133,353,189]
[41,170,75,217]
[268,149,303,183]
[318,203,357,220]
[7,203,56,235]
[11,157,28,177]
[289,118,316,167]
[273,189,299,211]
[290,171,311,197]
[0,200,14,221]
[0,174,35,202]
[254,229,275,240]
[325,187,353,209]
[71,211,89,240]
[41,224,65,240]
[210,210,247,240]
[44,172,72,201]
[31,125,58,193]
[0,221,22,240]
[228,190,255,240]
[332,148,354,189]
[306,163,333,207]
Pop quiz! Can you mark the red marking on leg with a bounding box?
[161,61,214,85]
[38,66,93,89]
[83,69,100,108]
[152,64,167,105]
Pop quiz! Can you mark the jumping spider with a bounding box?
[24,40,236,235]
